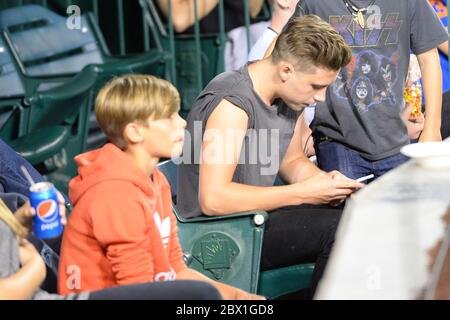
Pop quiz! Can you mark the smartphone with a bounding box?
[356,174,375,183]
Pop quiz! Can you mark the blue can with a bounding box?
[30,182,63,239]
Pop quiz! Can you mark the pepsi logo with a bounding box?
[37,200,58,222]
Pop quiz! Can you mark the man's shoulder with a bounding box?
[190,68,256,121]
[204,68,249,93]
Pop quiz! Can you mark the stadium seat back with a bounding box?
[158,159,266,293]
[0,5,104,76]
[0,36,24,98]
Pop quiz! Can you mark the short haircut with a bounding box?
[95,74,180,149]
[271,15,352,72]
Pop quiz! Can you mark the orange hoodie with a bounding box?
[58,143,187,294]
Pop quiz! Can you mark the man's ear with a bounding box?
[279,62,294,82]
[123,122,144,144]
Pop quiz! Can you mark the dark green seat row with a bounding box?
[0,5,173,192]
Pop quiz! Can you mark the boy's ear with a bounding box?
[123,122,144,144]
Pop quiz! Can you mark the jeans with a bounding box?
[0,138,45,196]
[314,138,409,181]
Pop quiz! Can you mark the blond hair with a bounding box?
[95,74,180,149]
[272,15,352,72]
[0,199,27,238]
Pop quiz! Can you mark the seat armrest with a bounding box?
[10,126,69,165]
[175,207,269,225]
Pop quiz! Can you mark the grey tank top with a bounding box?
[177,64,301,218]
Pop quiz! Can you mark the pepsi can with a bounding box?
[30,182,63,239]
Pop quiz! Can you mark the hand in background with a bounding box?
[14,202,35,234]
[15,192,67,234]
[56,192,68,226]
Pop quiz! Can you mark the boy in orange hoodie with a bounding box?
[58,75,263,300]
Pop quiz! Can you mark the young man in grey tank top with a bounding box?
[178,15,364,298]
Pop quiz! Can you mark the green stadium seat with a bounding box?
[2,62,97,193]
[10,126,69,165]
[0,5,104,77]
[0,99,26,142]
[157,159,314,299]
[158,159,266,293]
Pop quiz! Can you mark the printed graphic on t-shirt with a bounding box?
[328,6,402,48]
[154,267,176,282]
[328,6,402,114]
[331,50,400,113]
[152,212,176,282]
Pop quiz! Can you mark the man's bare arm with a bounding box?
[438,40,448,57]
[199,100,362,216]
[417,48,443,141]
[156,0,219,33]
[279,113,321,184]
[157,0,264,33]
[199,99,303,215]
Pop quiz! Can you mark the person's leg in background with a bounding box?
[0,139,45,195]
[372,152,410,178]
[314,137,372,180]
[88,281,223,300]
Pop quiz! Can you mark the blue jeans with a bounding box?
[0,138,45,197]
[314,138,409,181]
